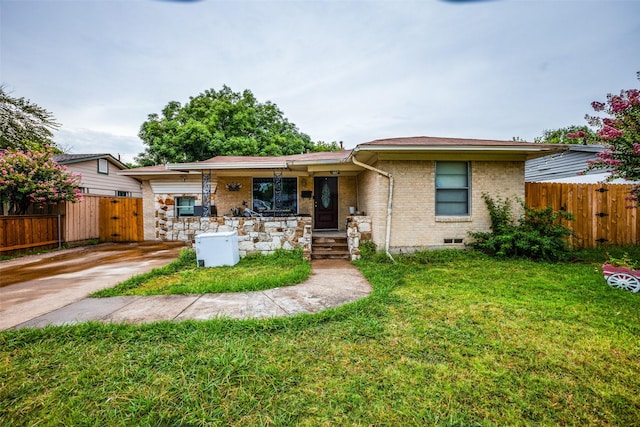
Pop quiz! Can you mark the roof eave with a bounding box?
[166,161,289,170]
[56,154,129,170]
[348,144,568,161]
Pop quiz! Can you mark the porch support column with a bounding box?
[202,170,211,217]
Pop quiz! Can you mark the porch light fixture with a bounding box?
[330,170,340,175]
[225,181,242,191]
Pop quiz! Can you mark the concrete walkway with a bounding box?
[7,258,372,329]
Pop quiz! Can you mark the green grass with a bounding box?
[91,248,312,296]
[2,248,640,425]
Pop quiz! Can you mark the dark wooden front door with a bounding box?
[314,177,339,229]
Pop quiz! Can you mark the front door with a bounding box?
[314,177,338,229]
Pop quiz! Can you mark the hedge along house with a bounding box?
[120,136,565,260]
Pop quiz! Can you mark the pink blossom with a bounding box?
[604,158,623,166]
[610,96,631,113]
[591,101,606,111]
[598,126,624,140]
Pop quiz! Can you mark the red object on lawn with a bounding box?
[602,264,640,293]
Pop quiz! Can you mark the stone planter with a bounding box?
[602,264,640,293]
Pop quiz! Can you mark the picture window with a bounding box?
[252,177,298,214]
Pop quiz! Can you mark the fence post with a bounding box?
[57,214,62,249]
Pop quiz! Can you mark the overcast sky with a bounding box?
[1,0,639,163]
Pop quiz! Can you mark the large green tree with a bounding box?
[0,85,60,151]
[534,125,598,145]
[136,86,331,165]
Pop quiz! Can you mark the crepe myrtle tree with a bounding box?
[0,146,82,215]
[572,73,640,205]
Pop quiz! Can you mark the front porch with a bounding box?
[154,213,371,261]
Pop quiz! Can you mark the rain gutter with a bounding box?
[347,149,395,263]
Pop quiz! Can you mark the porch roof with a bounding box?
[165,150,352,171]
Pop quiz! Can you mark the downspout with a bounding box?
[349,154,395,263]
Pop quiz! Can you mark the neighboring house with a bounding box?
[120,136,565,258]
[53,154,142,197]
[525,144,635,184]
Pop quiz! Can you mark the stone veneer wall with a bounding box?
[154,195,312,258]
[346,215,372,260]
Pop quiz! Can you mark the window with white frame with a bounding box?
[252,177,298,213]
[98,158,109,174]
[435,161,470,216]
[176,196,195,217]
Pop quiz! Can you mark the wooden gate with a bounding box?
[526,182,640,248]
[99,197,144,242]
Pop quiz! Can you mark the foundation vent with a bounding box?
[444,238,464,244]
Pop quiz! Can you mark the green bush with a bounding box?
[357,240,394,263]
[468,193,574,261]
[358,240,377,259]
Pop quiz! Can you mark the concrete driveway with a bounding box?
[0,241,187,330]
[1,243,373,330]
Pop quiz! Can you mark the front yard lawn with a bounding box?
[91,248,311,297]
[1,249,639,425]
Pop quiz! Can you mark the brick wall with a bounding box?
[215,177,252,216]
[358,160,525,252]
[338,176,358,230]
[142,181,156,240]
[357,169,388,247]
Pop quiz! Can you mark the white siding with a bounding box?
[149,178,216,194]
[64,160,142,197]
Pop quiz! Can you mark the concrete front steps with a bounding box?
[311,232,350,260]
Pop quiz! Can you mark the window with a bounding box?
[435,161,469,216]
[116,191,130,197]
[252,177,298,214]
[176,196,195,217]
[98,158,109,174]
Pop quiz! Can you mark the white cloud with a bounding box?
[54,128,143,165]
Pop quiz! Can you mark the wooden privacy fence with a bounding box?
[525,182,639,248]
[0,215,62,253]
[0,196,143,254]
[62,195,143,242]
[99,197,143,242]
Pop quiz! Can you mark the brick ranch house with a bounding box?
[120,136,566,260]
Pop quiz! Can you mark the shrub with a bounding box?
[468,193,574,261]
[358,240,377,259]
[358,240,394,263]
